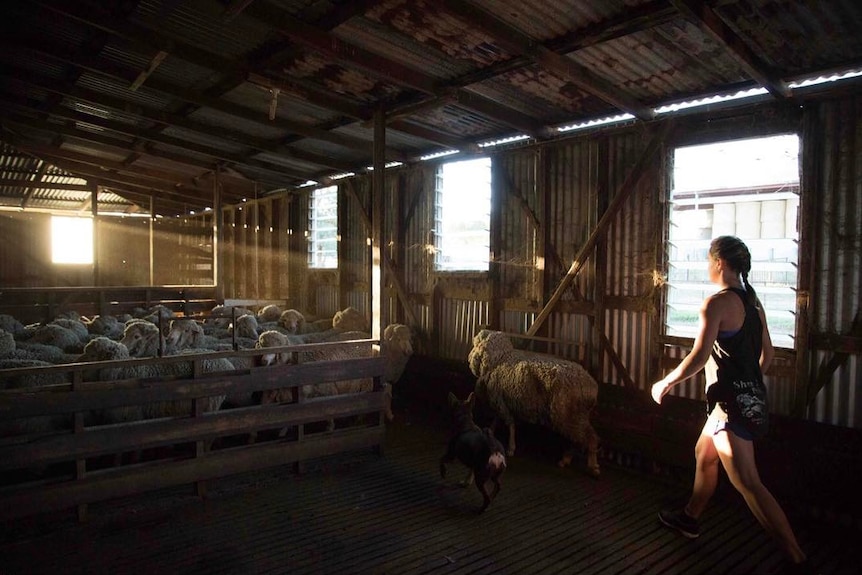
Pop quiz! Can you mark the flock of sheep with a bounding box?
[2,303,601,482]
[0,304,414,437]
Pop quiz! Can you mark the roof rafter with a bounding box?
[439,0,655,121]
[669,0,790,98]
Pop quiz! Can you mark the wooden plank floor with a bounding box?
[0,416,857,575]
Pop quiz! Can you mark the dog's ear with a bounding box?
[447,391,458,407]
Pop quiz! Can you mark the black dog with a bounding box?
[439,391,507,512]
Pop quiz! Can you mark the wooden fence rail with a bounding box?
[0,341,388,521]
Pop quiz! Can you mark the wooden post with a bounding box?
[371,106,385,341]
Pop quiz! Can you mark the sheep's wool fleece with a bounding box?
[469,330,598,426]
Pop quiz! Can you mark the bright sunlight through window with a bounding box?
[667,135,800,348]
[51,216,93,264]
[435,157,492,272]
[308,185,338,269]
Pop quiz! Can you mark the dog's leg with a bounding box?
[439,455,450,479]
[460,469,474,487]
[475,472,492,513]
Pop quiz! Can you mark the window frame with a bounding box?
[433,156,492,273]
[663,133,801,351]
[307,185,339,270]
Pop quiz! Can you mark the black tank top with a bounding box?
[704,287,769,437]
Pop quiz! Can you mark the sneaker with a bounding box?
[658,508,700,539]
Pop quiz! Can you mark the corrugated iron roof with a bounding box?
[1,0,861,216]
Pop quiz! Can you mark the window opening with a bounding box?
[308,185,338,269]
[667,134,799,348]
[51,216,93,264]
[434,157,492,271]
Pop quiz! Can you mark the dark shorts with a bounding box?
[707,405,755,441]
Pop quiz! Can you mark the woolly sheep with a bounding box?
[278,309,306,334]
[257,304,283,323]
[121,320,165,358]
[86,315,125,339]
[28,323,82,353]
[379,323,414,386]
[0,314,25,336]
[369,324,414,422]
[51,317,90,343]
[0,328,14,358]
[467,329,600,478]
[332,306,368,332]
[229,313,260,340]
[77,336,230,422]
[256,329,374,398]
[206,305,254,330]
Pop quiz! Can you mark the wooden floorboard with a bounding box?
[0,415,858,575]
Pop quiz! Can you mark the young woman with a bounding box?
[651,236,811,573]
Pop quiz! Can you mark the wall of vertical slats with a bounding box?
[801,98,862,428]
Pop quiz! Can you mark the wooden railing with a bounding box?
[0,340,388,522]
[0,285,218,324]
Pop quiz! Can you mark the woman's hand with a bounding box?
[651,380,670,404]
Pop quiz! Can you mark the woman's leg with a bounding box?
[685,419,721,518]
[712,430,807,563]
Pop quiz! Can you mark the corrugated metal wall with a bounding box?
[803,97,862,428]
[212,98,861,430]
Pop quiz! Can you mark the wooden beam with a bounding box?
[669,0,790,98]
[441,0,655,121]
[129,50,169,92]
[527,121,676,337]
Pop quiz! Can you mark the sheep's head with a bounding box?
[256,330,291,365]
[333,306,367,332]
[79,336,130,362]
[230,314,260,339]
[121,321,163,357]
[278,309,305,334]
[166,318,204,349]
[383,324,413,356]
[468,330,512,377]
[257,304,283,323]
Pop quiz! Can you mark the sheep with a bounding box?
[11,341,80,364]
[379,323,414,386]
[51,317,90,344]
[256,329,374,397]
[166,318,216,350]
[467,329,600,478]
[0,314,26,336]
[121,320,165,358]
[0,328,15,358]
[86,315,125,339]
[27,323,83,353]
[206,305,254,330]
[370,323,414,422]
[332,306,368,332]
[229,313,260,340]
[257,304,283,323]
[77,336,230,422]
[278,308,306,334]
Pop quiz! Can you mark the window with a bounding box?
[434,157,492,271]
[667,135,800,348]
[308,185,338,269]
[51,216,93,264]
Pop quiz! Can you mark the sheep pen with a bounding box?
[467,329,601,478]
